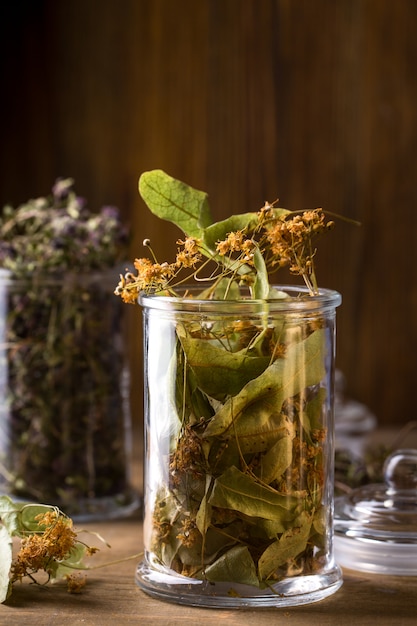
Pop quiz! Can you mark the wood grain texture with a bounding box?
[1,429,417,624]
[0,515,416,625]
[1,0,417,426]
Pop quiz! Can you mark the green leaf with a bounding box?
[312,507,326,537]
[252,246,270,300]
[209,466,297,520]
[250,516,287,539]
[177,329,270,401]
[306,386,327,431]
[52,543,88,579]
[203,328,326,443]
[139,170,212,238]
[19,503,58,532]
[267,287,291,299]
[256,430,295,484]
[0,495,22,536]
[195,494,211,537]
[195,476,214,536]
[175,347,214,426]
[204,545,259,586]
[258,511,313,580]
[0,525,12,603]
[211,277,241,300]
[0,497,59,537]
[203,212,259,251]
[202,207,290,253]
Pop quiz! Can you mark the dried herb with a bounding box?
[0,496,105,603]
[143,313,331,586]
[117,170,339,590]
[0,178,127,274]
[115,169,334,302]
[0,180,135,518]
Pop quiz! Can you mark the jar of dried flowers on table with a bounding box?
[0,179,139,521]
[115,170,343,607]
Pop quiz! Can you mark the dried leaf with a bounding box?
[195,477,214,536]
[209,466,296,520]
[0,525,12,603]
[204,545,259,586]
[203,213,259,249]
[178,330,270,400]
[256,430,295,484]
[252,246,270,300]
[258,511,313,580]
[306,386,327,431]
[0,496,20,536]
[203,328,326,441]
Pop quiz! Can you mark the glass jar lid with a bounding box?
[334,448,417,575]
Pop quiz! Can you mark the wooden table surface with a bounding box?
[1,511,416,626]
[1,428,417,625]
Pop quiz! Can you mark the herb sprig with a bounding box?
[114,169,334,303]
[0,496,106,602]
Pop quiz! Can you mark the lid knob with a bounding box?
[384,448,417,492]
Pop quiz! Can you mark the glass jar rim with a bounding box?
[140,284,341,314]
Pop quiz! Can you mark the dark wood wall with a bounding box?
[1,0,417,427]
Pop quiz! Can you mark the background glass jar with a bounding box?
[0,269,139,521]
[136,285,343,608]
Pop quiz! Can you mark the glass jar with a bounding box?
[136,285,343,607]
[0,268,139,521]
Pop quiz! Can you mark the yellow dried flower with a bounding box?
[113,171,338,300]
[10,511,77,582]
[216,230,246,255]
[176,517,200,548]
[176,237,202,268]
[66,573,87,594]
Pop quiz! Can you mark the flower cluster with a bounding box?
[115,201,333,303]
[264,208,334,294]
[9,509,98,592]
[11,511,76,582]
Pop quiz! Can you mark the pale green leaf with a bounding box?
[209,466,297,520]
[0,495,22,536]
[203,212,259,251]
[252,246,270,300]
[178,330,270,400]
[202,522,242,564]
[312,507,326,536]
[203,328,326,442]
[195,476,214,536]
[19,503,58,532]
[258,511,313,580]
[52,543,88,579]
[306,386,327,431]
[267,287,291,300]
[0,498,58,537]
[175,515,240,569]
[139,169,212,239]
[256,430,295,484]
[212,277,241,300]
[204,545,259,586]
[195,494,211,537]
[0,525,12,603]
[250,516,287,539]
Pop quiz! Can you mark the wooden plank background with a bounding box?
[1,0,416,427]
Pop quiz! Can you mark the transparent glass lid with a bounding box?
[334,449,417,575]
